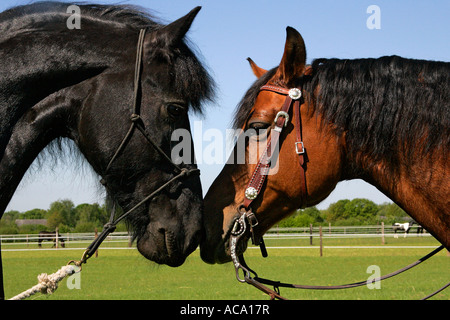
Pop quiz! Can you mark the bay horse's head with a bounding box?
[200,27,344,263]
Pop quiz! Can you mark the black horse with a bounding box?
[0,2,215,299]
[38,231,66,248]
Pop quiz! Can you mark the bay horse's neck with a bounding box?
[347,149,449,248]
[306,56,450,248]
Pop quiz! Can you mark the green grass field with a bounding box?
[2,236,449,300]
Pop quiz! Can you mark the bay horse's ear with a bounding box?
[247,57,268,78]
[274,27,307,86]
[149,6,201,49]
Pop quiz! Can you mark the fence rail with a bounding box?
[0,224,429,245]
[0,231,131,245]
[266,225,430,244]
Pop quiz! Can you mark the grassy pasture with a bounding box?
[2,236,449,300]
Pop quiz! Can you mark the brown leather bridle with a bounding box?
[230,83,448,300]
[235,84,307,252]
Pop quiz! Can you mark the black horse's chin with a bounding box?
[136,229,186,267]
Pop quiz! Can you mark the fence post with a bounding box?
[95,228,99,258]
[319,226,323,257]
[381,222,385,245]
[309,224,313,246]
[55,227,59,249]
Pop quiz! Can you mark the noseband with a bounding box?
[71,28,199,266]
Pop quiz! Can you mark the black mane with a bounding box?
[0,1,215,112]
[234,55,449,168]
[0,1,159,31]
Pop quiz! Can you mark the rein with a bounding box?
[231,83,449,300]
[70,28,199,267]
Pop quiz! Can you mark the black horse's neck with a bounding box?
[0,28,135,159]
[0,5,154,216]
[1,5,154,199]
[0,9,141,299]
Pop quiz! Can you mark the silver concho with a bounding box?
[288,88,302,100]
[245,187,258,200]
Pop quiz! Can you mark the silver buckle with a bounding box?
[245,211,259,228]
[295,141,305,154]
[274,111,289,127]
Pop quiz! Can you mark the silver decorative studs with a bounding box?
[288,88,302,100]
[245,187,258,200]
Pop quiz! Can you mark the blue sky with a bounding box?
[2,0,449,212]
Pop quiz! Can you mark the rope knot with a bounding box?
[103,222,117,233]
[130,114,141,122]
[180,168,200,177]
[37,273,58,294]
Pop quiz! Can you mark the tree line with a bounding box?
[1,200,127,234]
[278,198,410,228]
[0,198,411,234]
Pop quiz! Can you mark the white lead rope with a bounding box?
[9,265,76,300]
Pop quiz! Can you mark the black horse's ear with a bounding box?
[275,27,307,86]
[150,6,201,49]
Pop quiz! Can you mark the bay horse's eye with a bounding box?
[248,121,270,137]
[167,104,187,119]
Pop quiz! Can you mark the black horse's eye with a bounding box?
[167,104,187,119]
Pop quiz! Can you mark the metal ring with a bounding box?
[231,218,246,236]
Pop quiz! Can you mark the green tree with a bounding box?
[47,199,76,228]
[279,206,323,227]
[344,198,378,221]
[325,199,378,225]
[22,208,47,219]
[325,199,350,222]
[377,202,408,223]
[0,211,20,234]
[47,210,64,230]
[74,203,109,231]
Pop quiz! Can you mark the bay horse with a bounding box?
[0,2,214,299]
[38,231,65,248]
[200,26,449,265]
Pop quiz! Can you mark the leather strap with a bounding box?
[239,84,307,248]
[242,84,307,216]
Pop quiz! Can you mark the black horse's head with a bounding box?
[0,3,214,267]
[75,8,214,267]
